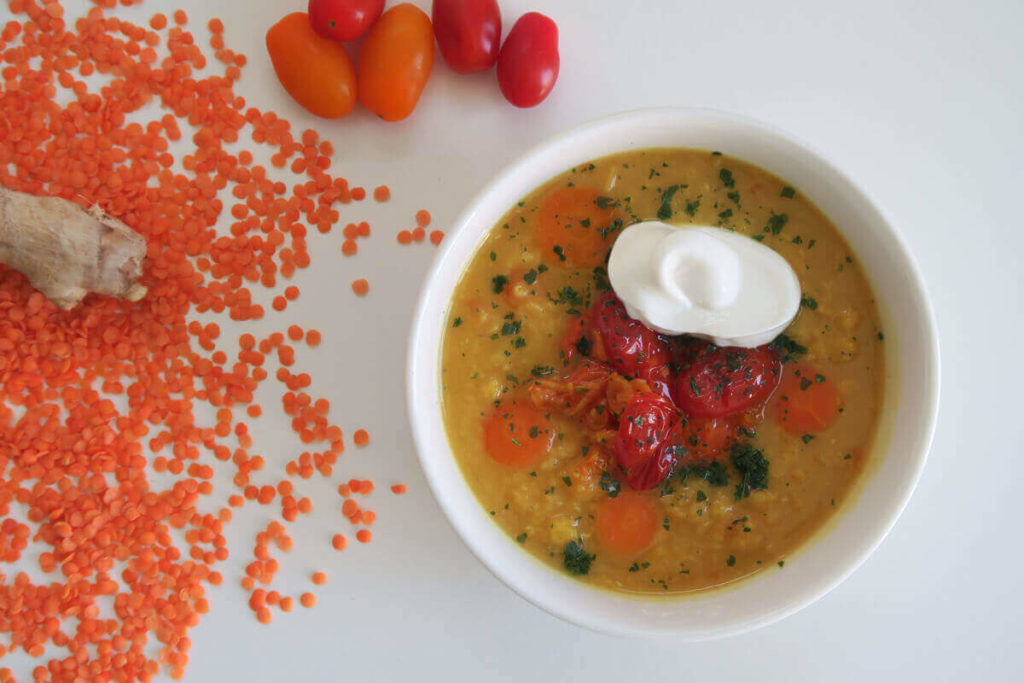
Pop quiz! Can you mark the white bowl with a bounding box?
[406,108,939,639]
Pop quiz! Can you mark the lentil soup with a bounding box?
[440,148,884,594]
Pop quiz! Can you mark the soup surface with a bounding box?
[440,148,884,594]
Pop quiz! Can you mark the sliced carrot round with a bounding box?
[482,401,554,468]
[775,365,840,434]
[536,186,619,267]
[595,492,659,555]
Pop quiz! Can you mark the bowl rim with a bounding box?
[406,106,940,638]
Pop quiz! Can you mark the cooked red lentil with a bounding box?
[441,148,884,594]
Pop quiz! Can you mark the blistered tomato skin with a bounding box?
[590,293,673,399]
[674,345,783,418]
[496,12,559,108]
[357,3,435,121]
[432,0,502,74]
[308,0,385,42]
[612,392,681,490]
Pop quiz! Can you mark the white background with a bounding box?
[5,0,1023,681]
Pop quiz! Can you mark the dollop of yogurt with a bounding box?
[607,221,800,348]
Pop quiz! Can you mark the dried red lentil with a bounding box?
[0,1,421,680]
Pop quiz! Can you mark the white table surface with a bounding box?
[6,0,1022,680]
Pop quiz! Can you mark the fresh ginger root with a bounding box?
[0,186,147,310]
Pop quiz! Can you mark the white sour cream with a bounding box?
[607,221,800,348]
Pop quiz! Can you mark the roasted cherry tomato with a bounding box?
[496,12,559,107]
[265,12,357,119]
[612,392,681,490]
[432,0,501,74]
[590,293,673,399]
[358,3,435,121]
[308,0,385,42]
[674,345,782,418]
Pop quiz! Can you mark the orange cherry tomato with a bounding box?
[357,4,435,121]
[265,12,357,119]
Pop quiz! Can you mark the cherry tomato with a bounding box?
[496,12,559,108]
[358,3,435,121]
[612,392,681,490]
[265,12,357,119]
[432,0,501,74]
[308,0,385,42]
[674,345,782,419]
[590,293,673,399]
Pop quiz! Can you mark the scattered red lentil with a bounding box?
[412,227,426,242]
[351,279,369,296]
[430,230,445,245]
[373,185,390,201]
[312,571,327,585]
[354,429,370,446]
[0,1,429,678]
[391,484,408,495]
[342,239,358,256]
[397,230,413,244]
[416,209,432,227]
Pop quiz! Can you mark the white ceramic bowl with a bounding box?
[407,108,939,639]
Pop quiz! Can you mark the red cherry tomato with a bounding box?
[496,12,559,108]
[590,293,673,399]
[612,392,681,490]
[432,0,501,74]
[674,345,782,419]
[308,0,385,42]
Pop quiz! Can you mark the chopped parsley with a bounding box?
[695,490,707,502]
[491,274,509,293]
[684,198,700,216]
[780,186,795,199]
[657,185,682,220]
[727,555,736,567]
[719,168,735,188]
[523,268,538,285]
[516,533,527,544]
[452,317,463,328]
[731,442,769,501]
[768,334,807,363]
[563,540,594,576]
[594,196,619,210]
[678,460,728,487]
[801,434,815,444]
[552,245,566,262]
[766,213,789,235]
[501,320,521,336]
[800,296,818,310]
[531,365,556,378]
[599,471,621,497]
